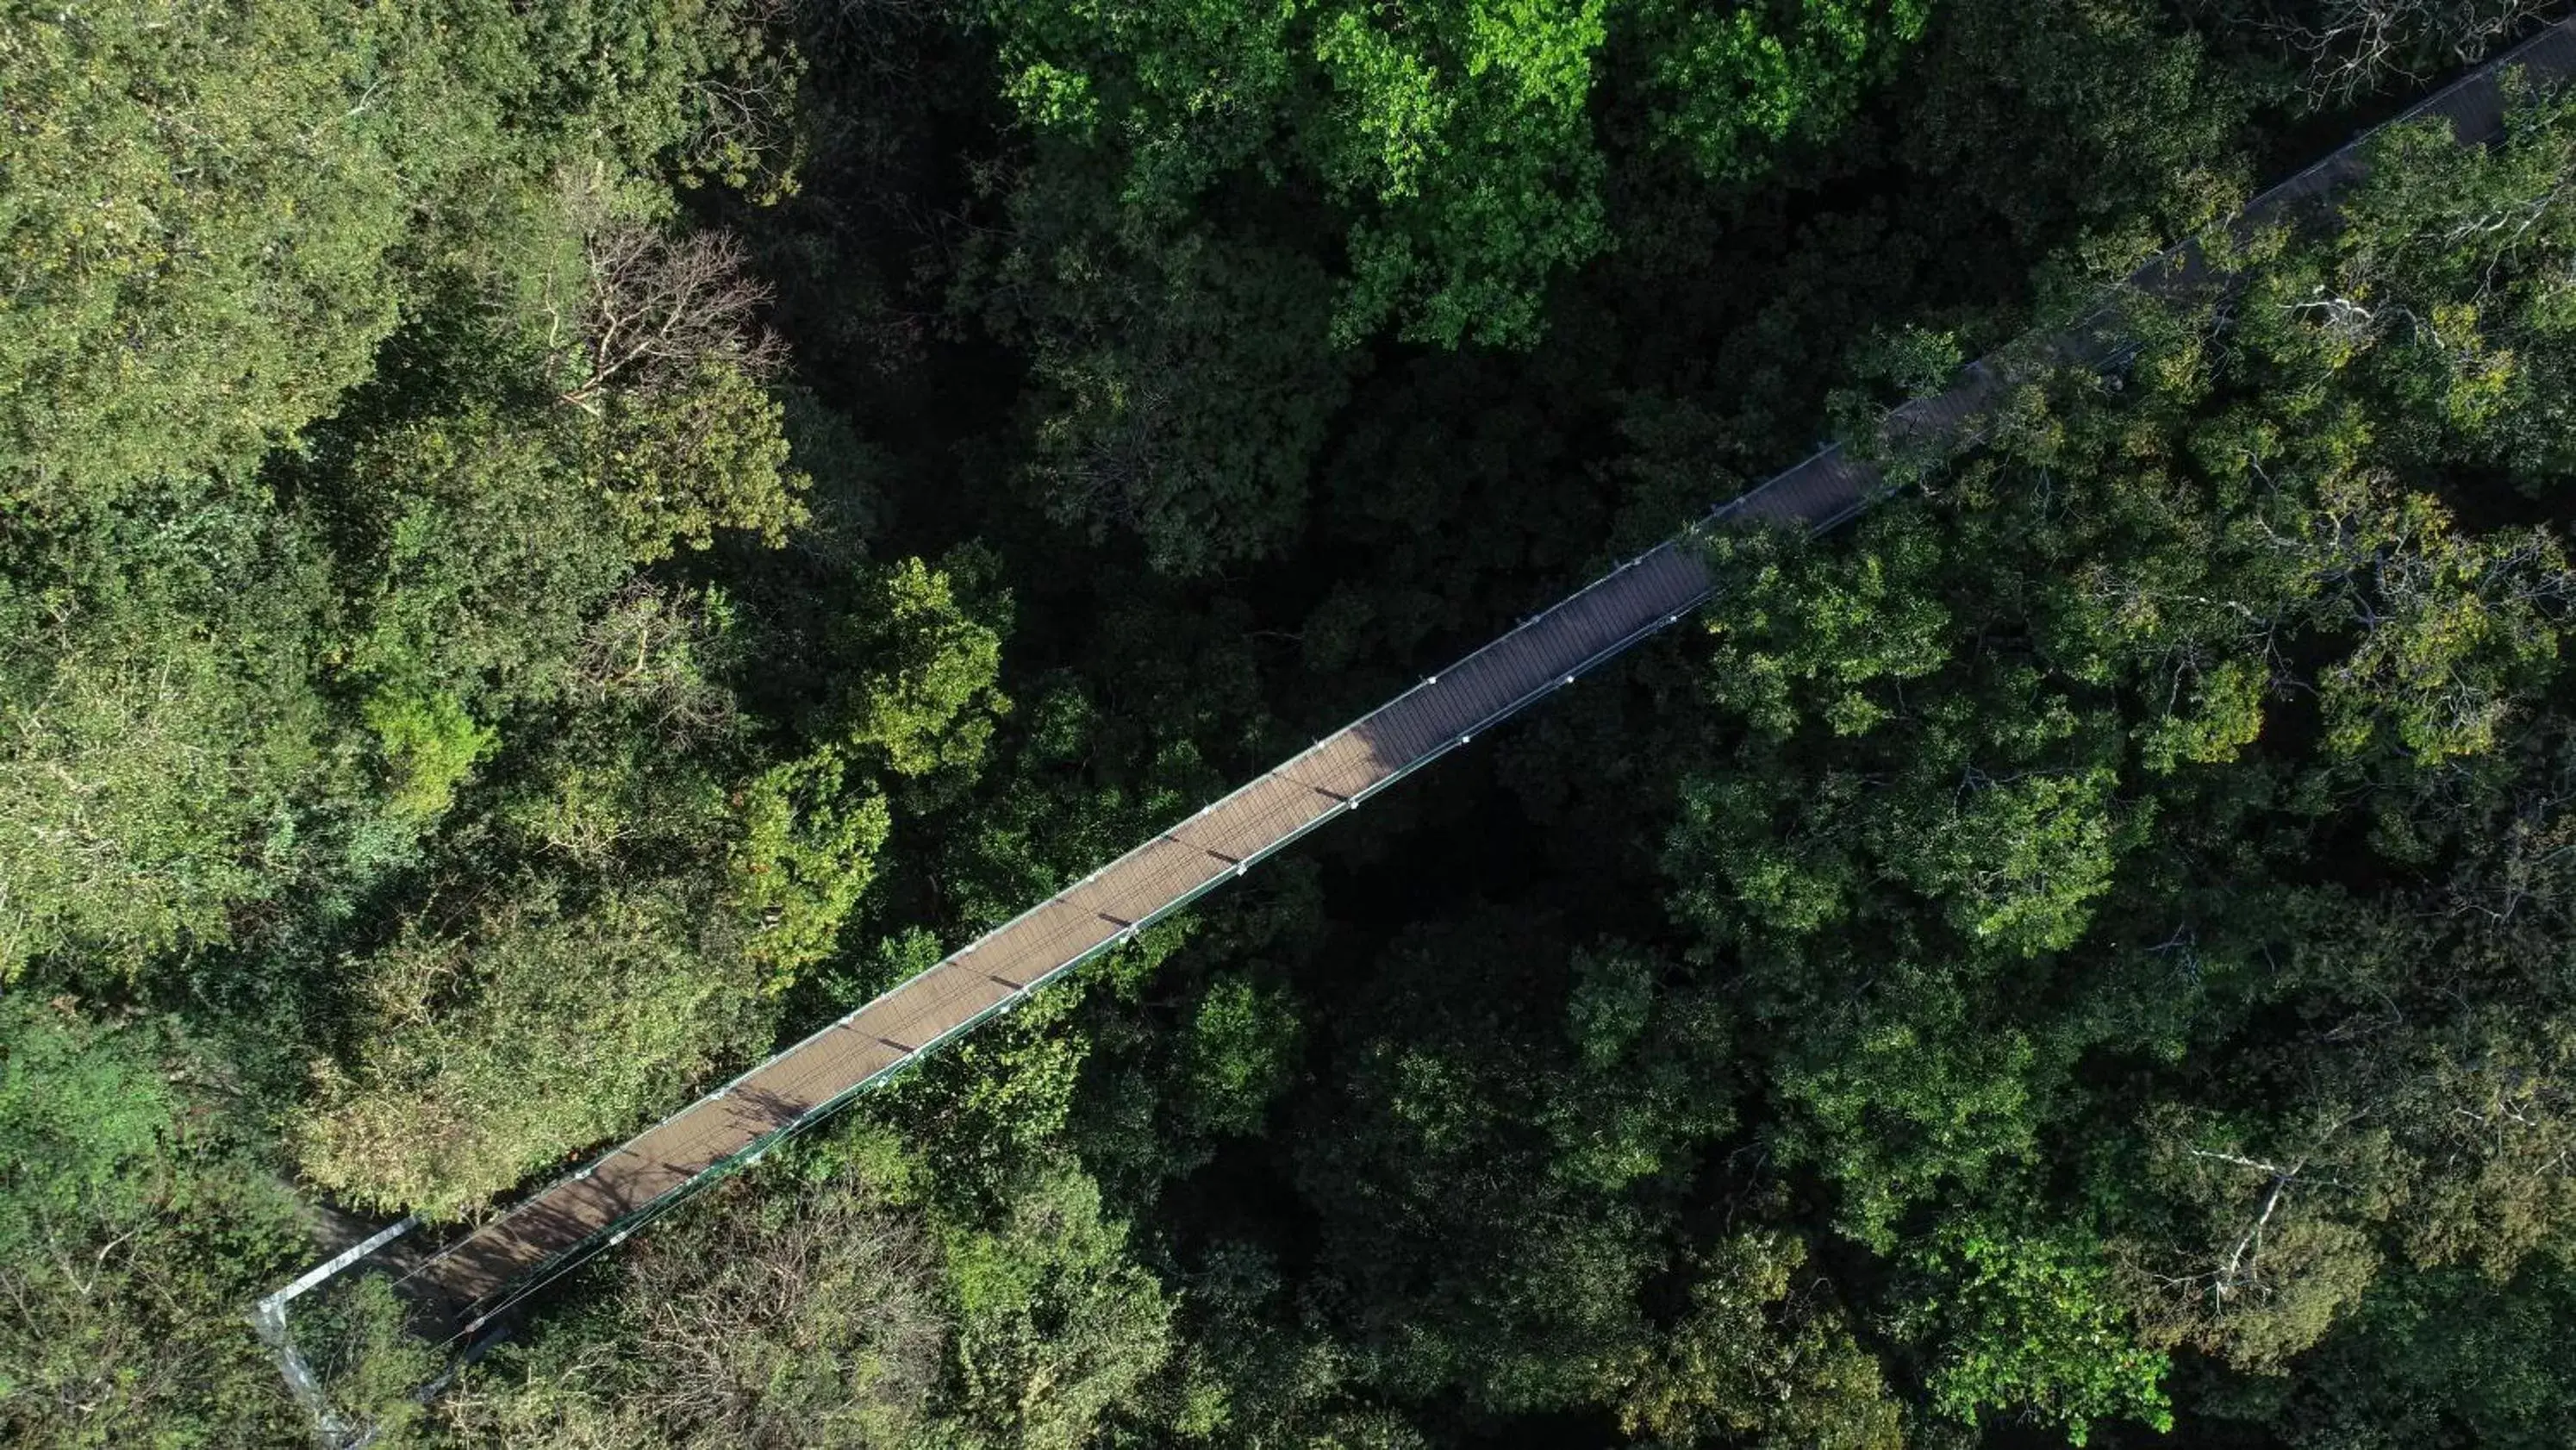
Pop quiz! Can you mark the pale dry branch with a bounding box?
[2263,0,2555,109]
[558,223,784,409]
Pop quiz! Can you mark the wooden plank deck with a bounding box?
[388,16,2576,1332]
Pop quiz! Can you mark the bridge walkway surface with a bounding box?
[267,14,2576,1359]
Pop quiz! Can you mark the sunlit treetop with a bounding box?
[982,0,1928,348]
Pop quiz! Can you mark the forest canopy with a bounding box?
[4,2,2576,1448]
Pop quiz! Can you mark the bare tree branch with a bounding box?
[2256,0,2558,109]
[555,217,785,410]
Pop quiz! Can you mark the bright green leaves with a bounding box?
[1695,518,1953,739]
[0,0,416,516]
[728,752,895,988]
[293,548,1011,1212]
[1912,763,2127,953]
[820,555,1013,782]
[977,0,1927,568]
[2310,487,2572,769]
[2209,229,2576,778]
[1312,0,1611,347]
[0,0,1008,1424]
[988,0,1612,350]
[2135,655,2266,772]
[508,0,812,203]
[986,0,1922,347]
[595,359,812,563]
[0,999,172,1263]
[1897,1216,2173,1445]
[1676,523,2130,966]
[941,1164,1176,1450]
[2312,84,2576,484]
[1628,0,1930,183]
[0,0,807,521]
[1671,78,2576,1009]
[714,553,1011,991]
[1003,58,1103,134]
[1652,78,2576,1438]
[293,879,777,1218]
[991,0,1300,213]
[1767,961,2053,1246]
[0,616,293,981]
[0,483,343,984]
[362,686,497,822]
[1313,11,1456,203]
[1673,771,1866,940]
[2337,79,2576,310]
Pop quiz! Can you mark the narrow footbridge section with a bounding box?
[329,16,2576,1344]
[401,478,1849,1328]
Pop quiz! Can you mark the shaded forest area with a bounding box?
[7,1,2576,1446]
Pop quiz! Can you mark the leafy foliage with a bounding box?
[14,5,2576,1448]
[1897,1217,2174,1443]
[1615,1230,1904,1449]
[971,0,1930,569]
[0,1001,329,1446]
[0,482,353,984]
[2,0,431,516]
[441,1174,944,1447]
[594,359,812,562]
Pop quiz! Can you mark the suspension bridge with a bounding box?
[259,13,2576,1422]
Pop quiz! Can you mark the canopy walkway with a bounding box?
[265,15,2576,1366]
